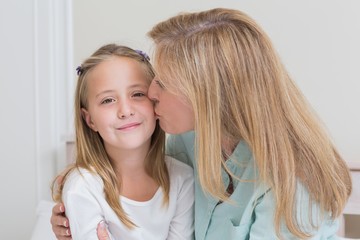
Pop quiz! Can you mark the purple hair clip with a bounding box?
[76,66,83,76]
[135,50,150,61]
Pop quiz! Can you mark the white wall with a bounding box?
[0,0,72,239]
[0,1,37,238]
[73,0,360,163]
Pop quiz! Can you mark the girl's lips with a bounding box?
[117,122,141,130]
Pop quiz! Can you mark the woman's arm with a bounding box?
[248,183,340,239]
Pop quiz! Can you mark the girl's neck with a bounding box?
[104,143,159,202]
[104,143,150,175]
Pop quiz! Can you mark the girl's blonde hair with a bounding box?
[148,8,351,238]
[52,44,169,228]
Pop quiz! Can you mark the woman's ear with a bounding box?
[81,108,98,132]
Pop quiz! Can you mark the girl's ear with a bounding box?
[81,108,98,132]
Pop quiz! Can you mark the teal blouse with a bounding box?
[166,131,340,240]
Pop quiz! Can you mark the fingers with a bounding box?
[56,175,64,185]
[51,203,69,227]
[50,203,72,239]
[51,202,64,215]
[97,221,110,240]
[52,227,72,240]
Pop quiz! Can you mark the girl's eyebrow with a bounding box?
[95,90,115,98]
[95,84,148,98]
[128,83,148,89]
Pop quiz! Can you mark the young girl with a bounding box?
[51,44,194,240]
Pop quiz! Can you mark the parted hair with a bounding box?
[52,44,168,228]
[148,8,351,238]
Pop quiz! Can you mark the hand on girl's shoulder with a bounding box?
[164,155,195,198]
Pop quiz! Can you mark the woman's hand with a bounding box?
[50,202,72,239]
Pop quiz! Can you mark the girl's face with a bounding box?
[148,78,194,134]
[82,56,156,153]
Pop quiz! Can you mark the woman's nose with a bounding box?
[148,80,158,103]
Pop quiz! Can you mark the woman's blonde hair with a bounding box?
[52,44,168,228]
[148,8,351,238]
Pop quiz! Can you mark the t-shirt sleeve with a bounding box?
[62,169,115,240]
[167,158,195,240]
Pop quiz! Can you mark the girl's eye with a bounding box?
[133,92,145,97]
[101,98,115,104]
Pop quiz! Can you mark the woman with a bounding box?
[52,8,351,239]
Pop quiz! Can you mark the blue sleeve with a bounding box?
[166,133,194,168]
[249,183,340,240]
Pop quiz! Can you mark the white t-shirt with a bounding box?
[63,156,194,240]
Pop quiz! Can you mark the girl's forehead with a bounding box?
[86,59,150,89]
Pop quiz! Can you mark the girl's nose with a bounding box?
[118,112,134,119]
[117,101,134,119]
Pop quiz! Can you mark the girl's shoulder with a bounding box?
[164,155,194,183]
[63,167,103,193]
